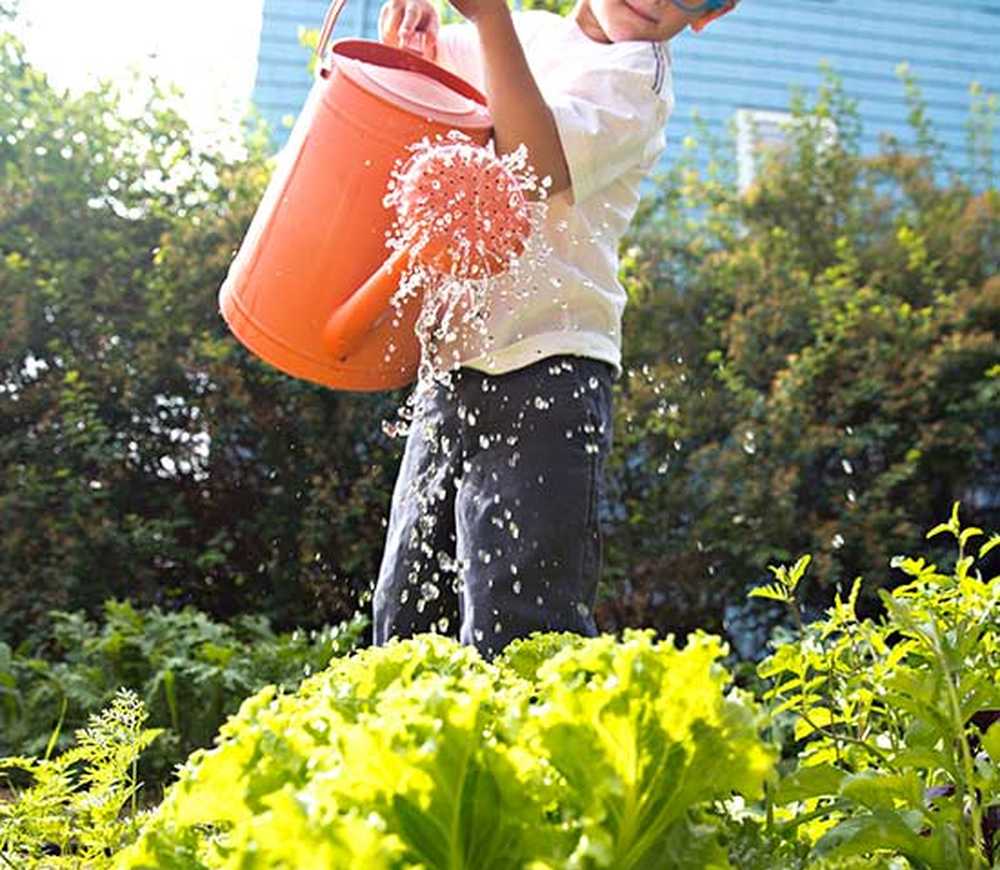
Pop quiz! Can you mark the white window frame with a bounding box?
[735,108,837,193]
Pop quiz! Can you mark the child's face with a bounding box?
[574,0,701,43]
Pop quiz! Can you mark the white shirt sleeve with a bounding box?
[545,58,673,204]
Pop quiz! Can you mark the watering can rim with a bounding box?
[326,38,492,127]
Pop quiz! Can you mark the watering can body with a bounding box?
[218,18,492,392]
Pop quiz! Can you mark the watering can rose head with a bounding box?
[391,141,533,280]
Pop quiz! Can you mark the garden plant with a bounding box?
[1,508,996,867]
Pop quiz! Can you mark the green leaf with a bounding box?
[983,720,1000,767]
[958,527,983,549]
[787,555,812,591]
[979,534,1000,559]
[839,770,923,811]
[812,810,937,863]
[748,583,790,603]
[774,763,847,804]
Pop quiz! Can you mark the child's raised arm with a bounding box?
[449,0,572,198]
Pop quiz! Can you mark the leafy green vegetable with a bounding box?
[116,631,775,869]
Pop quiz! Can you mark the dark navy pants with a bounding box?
[373,354,614,659]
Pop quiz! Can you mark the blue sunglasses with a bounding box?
[671,0,732,11]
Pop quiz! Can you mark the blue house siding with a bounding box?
[669,0,1000,177]
[252,0,381,140]
[252,0,1000,174]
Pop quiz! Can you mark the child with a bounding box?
[372,0,738,658]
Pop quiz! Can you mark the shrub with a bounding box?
[605,68,999,643]
[0,600,367,798]
[0,25,400,646]
[724,504,1000,868]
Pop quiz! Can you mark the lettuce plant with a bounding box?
[115,630,775,869]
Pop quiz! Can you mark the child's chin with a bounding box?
[607,25,648,43]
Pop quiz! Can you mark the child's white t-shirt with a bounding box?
[433,10,674,376]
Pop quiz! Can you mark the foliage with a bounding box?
[115,630,775,869]
[0,688,162,868]
[1,509,996,868]
[0,599,367,799]
[729,504,1000,868]
[0,26,402,645]
[604,67,1000,644]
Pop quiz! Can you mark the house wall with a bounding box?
[252,0,381,138]
[252,0,1000,179]
[670,0,1000,179]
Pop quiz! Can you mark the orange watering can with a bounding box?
[218,0,493,391]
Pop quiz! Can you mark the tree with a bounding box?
[0,31,401,646]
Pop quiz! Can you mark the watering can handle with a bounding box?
[315,0,350,65]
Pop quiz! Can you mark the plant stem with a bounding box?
[928,626,983,868]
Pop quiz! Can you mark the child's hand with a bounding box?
[446,0,508,24]
[379,0,439,61]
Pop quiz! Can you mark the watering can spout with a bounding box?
[323,249,412,362]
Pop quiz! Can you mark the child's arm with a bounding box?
[450,0,572,198]
[380,0,571,199]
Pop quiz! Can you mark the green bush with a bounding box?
[722,504,1000,868]
[0,600,367,798]
[605,68,999,642]
[0,25,400,644]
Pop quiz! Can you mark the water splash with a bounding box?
[375,133,551,440]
